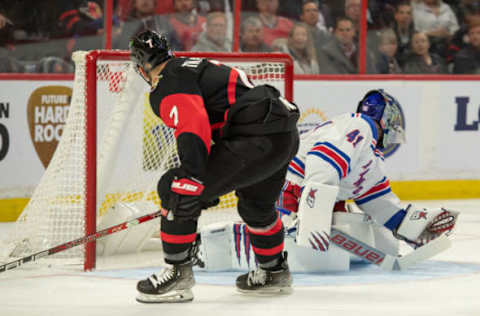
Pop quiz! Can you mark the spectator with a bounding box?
[35,56,74,73]
[376,28,402,73]
[128,0,158,19]
[114,0,182,50]
[0,11,14,47]
[300,0,332,68]
[0,55,24,73]
[413,0,460,57]
[192,12,231,51]
[255,0,294,47]
[447,2,480,61]
[345,0,362,30]
[58,1,105,37]
[240,16,272,52]
[453,22,480,73]
[393,1,416,66]
[367,0,399,29]
[0,2,59,42]
[273,23,320,74]
[169,0,206,51]
[403,31,448,73]
[300,0,333,33]
[318,16,377,74]
[157,0,175,15]
[116,0,175,21]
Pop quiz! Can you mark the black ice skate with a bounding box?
[236,252,292,295]
[136,262,195,303]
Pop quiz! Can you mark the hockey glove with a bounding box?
[393,205,459,248]
[157,168,205,222]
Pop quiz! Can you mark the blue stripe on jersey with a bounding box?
[288,157,305,179]
[292,156,305,170]
[308,151,342,180]
[355,187,392,205]
[288,166,304,179]
[314,141,351,165]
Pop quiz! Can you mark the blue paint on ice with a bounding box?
[87,260,480,286]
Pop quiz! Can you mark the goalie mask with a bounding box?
[129,30,173,84]
[357,89,405,148]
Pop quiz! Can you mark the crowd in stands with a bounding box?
[1,0,480,75]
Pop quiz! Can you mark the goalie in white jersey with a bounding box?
[196,89,459,272]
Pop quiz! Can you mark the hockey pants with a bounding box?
[161,130,299,266]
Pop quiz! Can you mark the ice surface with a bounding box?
[1,199,479,316]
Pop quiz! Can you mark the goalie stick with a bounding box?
[0,206,166,273]
[330,227,452,271]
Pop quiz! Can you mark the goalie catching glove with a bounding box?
[158,168,206,221]
[393,205,459,248]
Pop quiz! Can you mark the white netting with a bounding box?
[1,51,291,269]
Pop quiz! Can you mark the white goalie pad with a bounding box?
[333,211,400,261]
[296,182,339,249]
[96,202,159,256]
[197,221,350,272]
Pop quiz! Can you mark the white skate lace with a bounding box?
[149,267,176,289]
[247,268,268,286]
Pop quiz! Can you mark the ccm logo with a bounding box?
[331,233,384,264]
[171,179,204,195]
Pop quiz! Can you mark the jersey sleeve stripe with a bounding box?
[355,177,391,204]
[288,157,305,178]
[310,142,350,178]
[227,68,239,105]
[316,142,351,163]
[308,151,343,180]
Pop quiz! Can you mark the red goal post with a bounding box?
[5,50,294,271]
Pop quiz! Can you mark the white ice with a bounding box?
[1,199,479,316]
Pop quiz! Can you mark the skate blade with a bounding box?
[237,286,293,296]
[136,289,194,303]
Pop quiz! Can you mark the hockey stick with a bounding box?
[0,207,165,273]
[330,227,452,271]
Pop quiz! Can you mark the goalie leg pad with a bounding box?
[296,182,339,250]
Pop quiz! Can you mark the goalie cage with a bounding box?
[1,50,294,271]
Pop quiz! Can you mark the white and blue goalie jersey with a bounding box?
[286,113,403,225]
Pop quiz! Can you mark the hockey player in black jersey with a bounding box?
[129,30,300,303]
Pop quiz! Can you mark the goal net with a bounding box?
[1,50,293,271]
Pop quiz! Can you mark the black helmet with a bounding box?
[129,30,173,82]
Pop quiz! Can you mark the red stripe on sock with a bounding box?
[252,242,284,256]
[161,232,197,244]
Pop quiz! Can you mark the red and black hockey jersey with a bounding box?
[149,57,255,180]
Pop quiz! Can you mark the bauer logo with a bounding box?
[27,86,72,168]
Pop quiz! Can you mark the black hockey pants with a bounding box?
[162,85,300,265]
